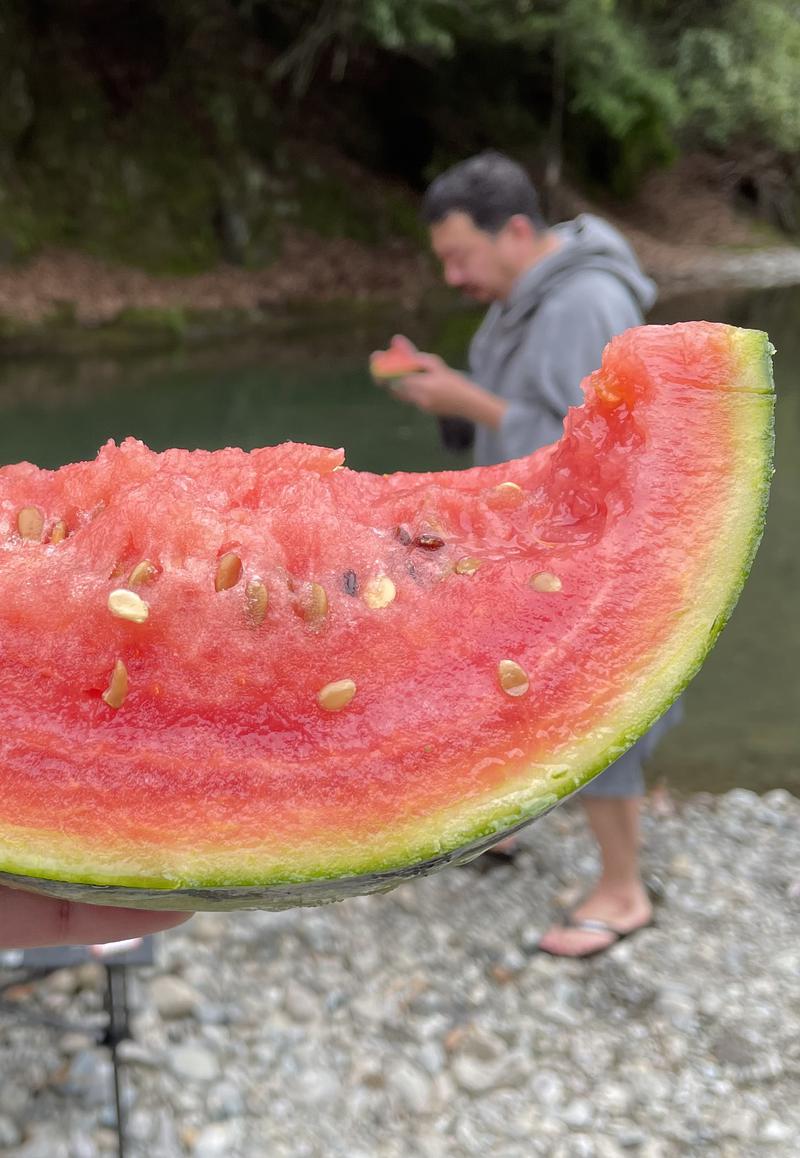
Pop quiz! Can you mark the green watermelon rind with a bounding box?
[0,331,776,910]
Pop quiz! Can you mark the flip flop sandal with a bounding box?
[537,914,655,960]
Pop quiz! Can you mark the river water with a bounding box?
[0,285,796,795]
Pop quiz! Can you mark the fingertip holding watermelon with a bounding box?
[370,345,429,381]
[0,323,774,911]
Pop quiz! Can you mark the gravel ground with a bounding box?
[1,787,798,1158]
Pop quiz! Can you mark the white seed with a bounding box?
[108,588,150,624]
[362,575,396,609]
[497,659,530,697]
[17,507,44,540]
[530,571,562,593]
[102,660,129,709]
[489,481,523,507]
[317,678,357,712]
[50,519,68,545]
[454,557,482,575]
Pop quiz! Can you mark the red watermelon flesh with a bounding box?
[0,322,774,910]
[370,345,429,380]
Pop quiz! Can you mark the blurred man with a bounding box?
[387,151,680,958]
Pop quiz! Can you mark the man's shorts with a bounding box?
[580,698,684,799]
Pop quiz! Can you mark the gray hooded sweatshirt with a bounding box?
[468,216,682,784]
[470,213,657,466]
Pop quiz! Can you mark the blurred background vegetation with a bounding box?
[2,0,800,273]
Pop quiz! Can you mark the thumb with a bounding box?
[391,334,420,354]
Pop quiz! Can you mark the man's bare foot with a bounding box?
[537,881,653,958]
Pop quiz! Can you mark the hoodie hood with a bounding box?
[500,214,657,329]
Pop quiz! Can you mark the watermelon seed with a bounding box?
[317,678,357,712]
[454,556,482,575]
[128,559,159,586]
[102,660,128,709]
[49,519,68,545]
[395,525,412,545]
[215,552,243,592]
[414,533,445,551]
[342,570,358,596]
[497,660,530,697]
[245,579,269,625]
[530,571,562,593]
[17,507,44,541]
[363,575,396,609]
[108,588,150,624]
[296,581,329,624]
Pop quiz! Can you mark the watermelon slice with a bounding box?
[0,322,774,911]
[370,344,429,380]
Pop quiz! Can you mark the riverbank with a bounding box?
[1,204,800,357]
[1,786,798,1157]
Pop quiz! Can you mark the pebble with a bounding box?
[150,974,202,1019]
[0,1114,22,1149]
[561,1098,594,1128]
[387,1058,435,1114]
[169,1043,220,1083]
[0,791,798,1156]
[283,979,319,1023]
[760,1119,794,1144]
[192,1121,244,1157]
[530,1071,566,1108]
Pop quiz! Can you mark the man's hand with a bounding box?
[0,884,192,949]
[384,335,507,429]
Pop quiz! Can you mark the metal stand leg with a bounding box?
[102,964,131,1158]
[1,953,143,1158]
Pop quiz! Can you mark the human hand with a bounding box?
[383,335,475,416]
[0,884,192,949]
[386,336,505,428]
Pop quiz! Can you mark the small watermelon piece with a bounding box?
[370,345,429,380]
[0,322,774,911]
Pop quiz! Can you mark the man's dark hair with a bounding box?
[421,151,546,234]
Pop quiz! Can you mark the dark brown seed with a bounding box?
[395,525,412,545]
[342,569,358,596]
[414,533,445,551]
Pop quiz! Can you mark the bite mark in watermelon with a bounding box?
[0,323,775,910]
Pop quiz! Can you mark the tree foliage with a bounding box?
[1,0,799,266]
